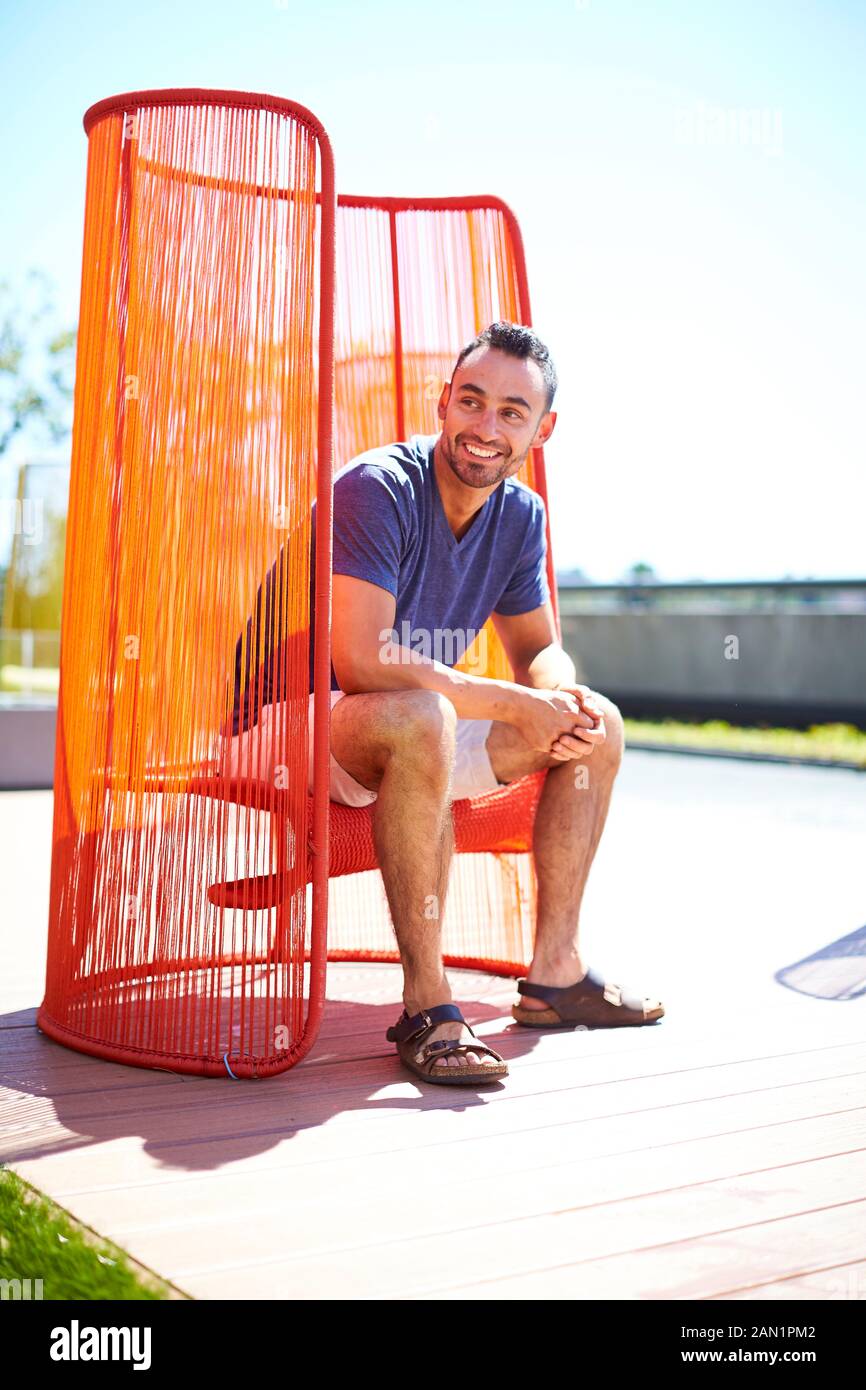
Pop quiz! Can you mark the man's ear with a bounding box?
[532,409,557,448]
[437,381,451,423]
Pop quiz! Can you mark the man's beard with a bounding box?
[442,431,525,489]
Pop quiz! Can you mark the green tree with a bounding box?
[623,561,658,585]
[0,270,76,459]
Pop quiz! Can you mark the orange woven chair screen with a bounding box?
[39,89,558,1080]
[38,89,336,1078]
[322,195,560,979]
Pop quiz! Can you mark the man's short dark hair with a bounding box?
[452,320,558,412]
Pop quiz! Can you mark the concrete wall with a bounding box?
[0,705,57,789]
[560,612,866,722]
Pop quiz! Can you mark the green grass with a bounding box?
[0,664,60,694]
[0,1167,181,1300]
[623,719,866,767]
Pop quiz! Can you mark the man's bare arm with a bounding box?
[524,642,577,690]
[490,601,576,689]
[331,575,595,753]
[332,574,525,723]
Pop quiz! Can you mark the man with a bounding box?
[225,321,663,1087]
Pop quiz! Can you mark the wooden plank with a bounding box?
[12,1092,866,1230]
[11,1091,866,1297]
[174,1179,866,1302]
[423,1199,866,1302]
[52,1118,866,1261]
[714,1260,866,1300]
[30,1105,866,1203]
[7,1054,865,1185]
[8,1008,865,1077]
[6,1027,866,1177]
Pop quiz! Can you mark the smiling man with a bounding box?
[225,321,664,1086]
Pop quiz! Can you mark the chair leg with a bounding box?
[270,807,302,961]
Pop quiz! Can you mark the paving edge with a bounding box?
[626,742,865,772]
[3,1166,192,1301]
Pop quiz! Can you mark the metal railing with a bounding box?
[556,578,866,615]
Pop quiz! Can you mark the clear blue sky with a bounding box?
[2,0,864,580]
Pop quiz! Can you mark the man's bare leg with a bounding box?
[329,689,498,1068]
[486,695,651,1008]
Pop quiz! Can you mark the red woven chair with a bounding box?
[38,89,560,1078]
[316,192,560,985]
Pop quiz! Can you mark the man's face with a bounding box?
[437,345,556,490]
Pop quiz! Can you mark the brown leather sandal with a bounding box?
[512,966,664,1028]
[386,1003,508,1086]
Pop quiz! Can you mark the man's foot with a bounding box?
[399,998,501,1070]
[414,1017,501,1070]
[386,1003,508,1085]
[512,963,664,1028]
[517,957,590,1010]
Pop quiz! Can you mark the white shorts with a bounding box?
[221,690,506,807]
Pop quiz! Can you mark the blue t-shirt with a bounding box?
[230,433,549,733]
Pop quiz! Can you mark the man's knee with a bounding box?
[370,690,457,769]
[374,691,457,791]
[592,694,625,765]
[329,688,457,789]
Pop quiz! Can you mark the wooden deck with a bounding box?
[2,751,865,1300]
